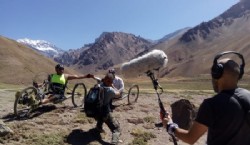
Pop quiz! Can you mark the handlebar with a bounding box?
[32,79,49,89]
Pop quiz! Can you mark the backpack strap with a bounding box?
[99,86,105,108]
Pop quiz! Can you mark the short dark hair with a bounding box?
[102,73,115,86]
[222,59,240,78]
[105,72,115,81]
[108,68,115,75]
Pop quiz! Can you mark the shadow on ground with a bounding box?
[66,128,112,145]
[1,105,57,122]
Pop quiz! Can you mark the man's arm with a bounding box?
[111,87,121,98]
[66,74,94,80]
[118,78,124,93]
[163,117,208,144]
[175,121,207,144]
[113,77,125,93]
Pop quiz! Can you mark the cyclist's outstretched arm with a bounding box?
[66,74,94,80]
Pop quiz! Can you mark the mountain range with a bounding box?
[19,29,188,74]
[1,0,250,84]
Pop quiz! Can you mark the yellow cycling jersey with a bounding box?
[51,74,66,85]
[49,74,67,94]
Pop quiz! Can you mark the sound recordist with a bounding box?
[162,51,250,145]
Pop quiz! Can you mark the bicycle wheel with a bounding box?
[127,84,139,104]
[14,87,38,117]
[72,83,87,107]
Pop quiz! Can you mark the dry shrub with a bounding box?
[129,128,156,145]
[127,118,144,125]
[143,116,155,124]
[73,112,95,124]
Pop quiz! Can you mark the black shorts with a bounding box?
[47,92,65,101]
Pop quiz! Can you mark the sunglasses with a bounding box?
[57,67,64,70]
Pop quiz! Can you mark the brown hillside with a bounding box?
[0,36,80,85]
[154,1,250,78]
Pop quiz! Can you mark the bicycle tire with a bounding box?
[71,83,87,107]
[127,84,139,104]
[14,87,38,118]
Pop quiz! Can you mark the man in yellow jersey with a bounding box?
[38,64,93,105]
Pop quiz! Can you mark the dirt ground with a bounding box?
[0,88,209,145]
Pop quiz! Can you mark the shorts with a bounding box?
[47,92,65,103]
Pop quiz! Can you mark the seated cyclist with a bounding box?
[108,68,124,98]
[108,68,124,110]
[36,64,93,105]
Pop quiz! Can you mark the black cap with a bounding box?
[108,68,115,74]
[55,64,64,70]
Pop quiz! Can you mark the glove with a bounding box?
[167,123,179,136]
[43,80,49,84]
[87,74,94,78]
[33,81,38,88]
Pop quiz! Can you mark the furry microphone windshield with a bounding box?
[121,49,168,78]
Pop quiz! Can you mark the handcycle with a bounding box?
[13,73,88,118]
[65,76,140,114]
[113,84,140,105]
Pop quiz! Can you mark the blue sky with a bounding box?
[0,0,239,50]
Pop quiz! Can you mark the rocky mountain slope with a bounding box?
[180,0,250,43]
[158,27,190,43]
[56,32,154,73]
[54,45,91,67]
[154,0,250,78]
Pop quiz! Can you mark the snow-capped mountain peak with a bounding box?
[17,38,64,57]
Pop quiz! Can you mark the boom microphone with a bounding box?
[121,49,168,78]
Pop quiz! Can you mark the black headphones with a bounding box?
[211,51,245,80]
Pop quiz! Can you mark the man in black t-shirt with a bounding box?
[163,57,250,145]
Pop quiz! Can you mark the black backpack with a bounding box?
[226,94,250,145]
[84,84,105,118]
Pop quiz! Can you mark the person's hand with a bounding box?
[162,112,172,128]
[162,113,178,136]
[43,79,49,84]
[33,81,38,88]
[111,84,117,89]
[86,74,94,78]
